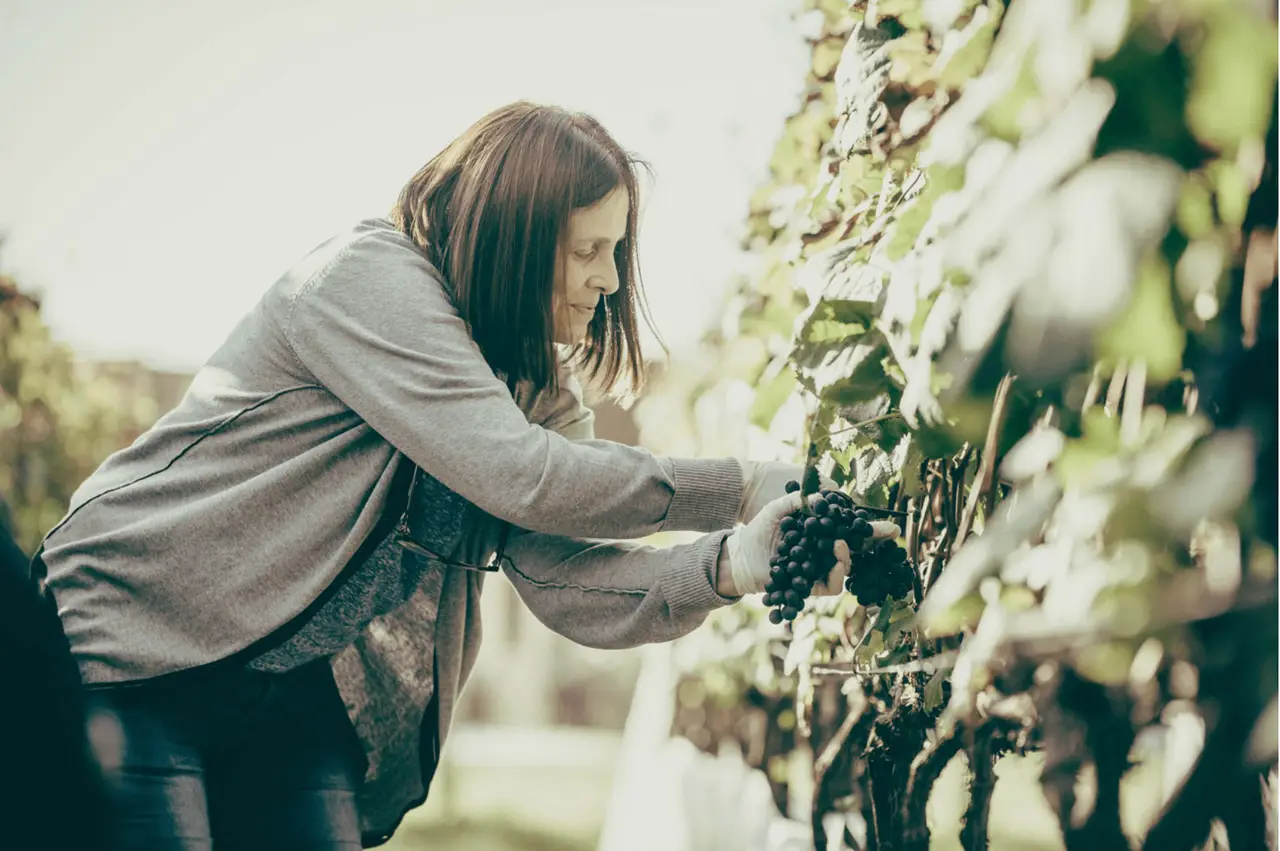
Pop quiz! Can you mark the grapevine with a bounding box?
[641,1,1278,849]
[766,481,913,623]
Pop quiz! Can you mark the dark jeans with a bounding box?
[90,658,367,851]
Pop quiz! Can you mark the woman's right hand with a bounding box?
[737,461,837,525]
[716,492,900,598]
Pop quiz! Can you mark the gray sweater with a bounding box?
[39,218,744,843]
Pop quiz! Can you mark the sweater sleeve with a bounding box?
[497,361,741,650]
[501,530,739,650]
[283,231,742,538]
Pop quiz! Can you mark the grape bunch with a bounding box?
[845,537,914,608]
[764,480,914,624]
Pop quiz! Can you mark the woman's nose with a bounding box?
[593,258,620,295]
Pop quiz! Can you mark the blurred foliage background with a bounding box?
[0,268,167,553]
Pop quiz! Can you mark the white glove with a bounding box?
[724,492,903,597]
[737,460,836,524]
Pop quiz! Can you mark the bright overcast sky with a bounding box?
[0,0,808,373]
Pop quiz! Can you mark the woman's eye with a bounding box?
[575,249,597,261]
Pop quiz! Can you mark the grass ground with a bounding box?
[380,746,1168,851]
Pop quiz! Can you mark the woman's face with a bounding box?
[552,186,629,345]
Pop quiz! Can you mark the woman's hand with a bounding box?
[716,491,900,598]
[737,461,836,524]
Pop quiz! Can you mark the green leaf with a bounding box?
[980,53,1040,143]
[1057,407,1123,486]
[921,592,985,637]
[886,164,966,260]
[1175,174,1216,238]
[798,298,876,346]
[854,628,886,665]
[740,296,803,339]
[792,330,893,406]
[1208,159,1251,230]
[897,436,927,498]
[748,365,797,430]
[833,22,893,158]
[1075,640,1137,687]
[886,29,935,89]
[1096,253,1186,384]
[888,598,916,623]
[813,37,845,79]
[923,671,945,711]
[935,2,1003,91]
[1185,6,1278,151]
[830,392,909,454]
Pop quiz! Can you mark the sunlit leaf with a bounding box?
[1095,252,1186,385]
[1184,5,1278,151]
[885,164,966,260]
[748,363,798,430]
[934,1,1003,91]
[1074,640,1136,687]
[833,21,894,158]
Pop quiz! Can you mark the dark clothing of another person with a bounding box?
[0,518,113,850]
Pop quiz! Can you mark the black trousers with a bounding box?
[90,658,368,851]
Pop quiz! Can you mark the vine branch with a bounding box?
[955,373,1014,549]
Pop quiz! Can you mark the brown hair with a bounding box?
[390,101,659,398]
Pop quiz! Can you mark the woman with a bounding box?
[34,102,878,849]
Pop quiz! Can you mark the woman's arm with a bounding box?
[500,529,740,651]
[283,230,742,539]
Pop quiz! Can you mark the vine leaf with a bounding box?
[833,21,894,159]
[748,361,797,430]
[793,331,893,406]
[924,671,946,711]
[797,298,876,348]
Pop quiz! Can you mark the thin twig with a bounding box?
[1081,364,1103,415]
[950,451,970,532]
[956,374,1014,549]
[1120,359,1147,449]
[1241,227,1277,349]
[827,412,906,437]
[812,650,959,678]
[1104,359,1128,416]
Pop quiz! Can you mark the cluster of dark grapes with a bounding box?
[764,480,914,624]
